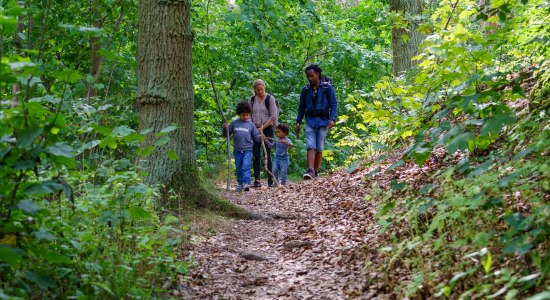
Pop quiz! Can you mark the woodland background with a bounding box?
[0,0,548,298]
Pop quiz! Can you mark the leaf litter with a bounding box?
[182,147,466,299]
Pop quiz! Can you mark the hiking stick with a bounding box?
[260,125,280,187]
[208,68,231,191]
[265,137,295,147]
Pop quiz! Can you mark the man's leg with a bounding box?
[303,124,317,179]
[314,126,328,177]
[314,152,322,177]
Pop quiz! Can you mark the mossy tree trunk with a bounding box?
[136,0,203,208]
[390,0,425,76]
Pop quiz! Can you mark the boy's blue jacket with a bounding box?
[224,119,260,151]
[296,83,337,128]
[266,137,293,158]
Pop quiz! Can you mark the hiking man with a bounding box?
[295,63,338,180]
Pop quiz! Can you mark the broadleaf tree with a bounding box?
[136,0,204,207]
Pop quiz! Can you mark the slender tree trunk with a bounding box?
[11,2,25,108]
[136,0,200,207]
[390,0,424,76]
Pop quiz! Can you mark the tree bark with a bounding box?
[136,0,200,207]
[390,0,424,76]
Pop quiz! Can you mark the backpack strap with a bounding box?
[265,94,271,111]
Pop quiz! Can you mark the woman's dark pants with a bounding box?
[253,125,274,185]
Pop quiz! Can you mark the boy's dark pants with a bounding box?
[252,125,274,185]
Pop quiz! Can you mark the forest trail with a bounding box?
[185,169,386,299]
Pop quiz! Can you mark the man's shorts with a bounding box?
[305,124,328,152]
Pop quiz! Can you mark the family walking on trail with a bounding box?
[223,63,338,191]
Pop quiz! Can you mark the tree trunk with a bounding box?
[136,0,200,207]
[390,0,424,76]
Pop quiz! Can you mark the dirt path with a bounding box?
[184,170,386,299]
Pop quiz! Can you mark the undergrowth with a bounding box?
[361,1,550,298]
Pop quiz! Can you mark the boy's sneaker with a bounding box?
[243,184,250,191]
[303,168,315,180]
[252,180,262,188]
[236,184,243,192]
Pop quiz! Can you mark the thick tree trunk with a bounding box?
[136,0,200,207]
[390,0,424,76]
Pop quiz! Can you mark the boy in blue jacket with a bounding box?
[264,123,294,185]
[223,102,261,191]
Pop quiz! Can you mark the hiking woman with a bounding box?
[249,79,278,188]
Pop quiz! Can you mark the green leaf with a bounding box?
[481,113,515,136]
[482,251,492,274]
[14,160,37,170]
[25,181,63,195]
[52,69,82,83]
[91,124,113,136]
[52,156,76,168]
[25,271,55,289]
[154,136,170,147]
[33,229,55,241]
[112,126,134,137]
[505,213,527,231]
[139,146,155,156]
[17,200,42,215]
[167,150,179,161]
[0,247,23,266]
[85,262,103,273]
[467,160,493,178]
[46,142,74,158]
[503,235,532,256]
[128,207,152,219]
[16,126,43,148]
[34,249,71,265]
[526,291,550,300]
[446,132,474,154]
[157,125,178,136]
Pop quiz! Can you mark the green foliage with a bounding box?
[192,0,391,175]
[0,1,188,298]
[365,0,550,297]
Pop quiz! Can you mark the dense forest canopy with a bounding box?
[0,0,548,298]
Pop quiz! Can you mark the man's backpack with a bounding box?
[250,94,280,127]
[303,76,333,120]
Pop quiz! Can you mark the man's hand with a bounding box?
[222,122,228,129]
[328,120,335,129]
[294,124,301,136]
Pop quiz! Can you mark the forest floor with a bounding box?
[182,167,393,300]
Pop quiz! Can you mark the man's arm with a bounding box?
[328,85,337,128]
[296,88,306,125]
